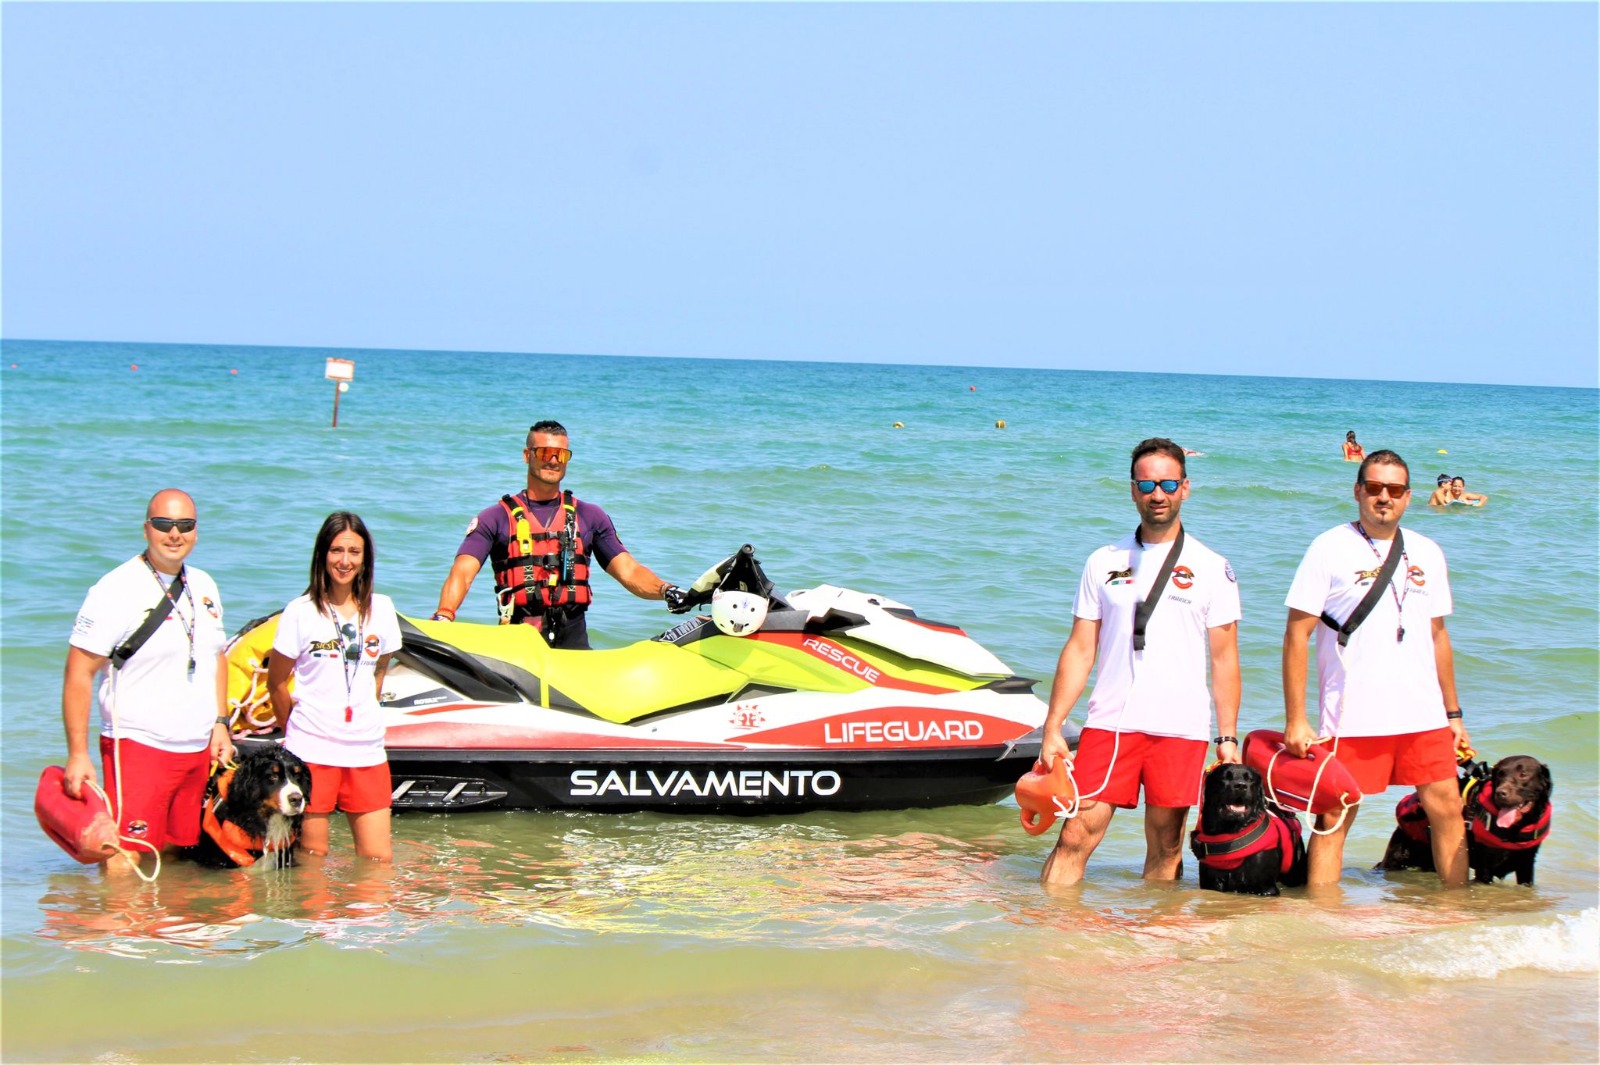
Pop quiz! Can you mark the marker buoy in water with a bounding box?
[995,420,1006,429]
[230,369,238,375]
[892,421,904,429]
[130,364,139,371]
[1016,758,1076,835]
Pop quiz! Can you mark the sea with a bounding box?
[1,338,1596,1063]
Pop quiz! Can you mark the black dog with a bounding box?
[1190,763,1308,896]
[1381,755,1552,885]
[182,745,311,869]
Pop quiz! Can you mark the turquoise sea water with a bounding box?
[2,339,1596,1062]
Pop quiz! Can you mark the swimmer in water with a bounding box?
[1342,431,1364,462]
[1444,475,1487,506]
[1427,473,1453,506]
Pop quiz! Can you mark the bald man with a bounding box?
[61,489,233,868]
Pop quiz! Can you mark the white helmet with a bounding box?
[711,588,768,637]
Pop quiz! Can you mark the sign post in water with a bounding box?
[325,358,354,428]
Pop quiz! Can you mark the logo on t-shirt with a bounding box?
[1105,567,1134,586]
[364,634,381,658]
[1223,562,1236,583]
[308,637,342,659]
[1353,567,1383,585]
[1171,566,1194,590]
[1407,565,1426,587]
[72,614,94,635]
[202,596,220,619]
[465,516,479,536]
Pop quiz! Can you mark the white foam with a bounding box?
[1372,906,1600,979]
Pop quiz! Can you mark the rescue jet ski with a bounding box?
[227,546,1065,814]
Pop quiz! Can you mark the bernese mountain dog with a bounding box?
[182,745,311,869]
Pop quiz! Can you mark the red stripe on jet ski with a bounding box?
[748,632,955,693]
[401,702,501,717]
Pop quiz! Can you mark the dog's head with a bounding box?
[1200,763,1266,834]
[1486,755,1552,830]
[226,746,311,822]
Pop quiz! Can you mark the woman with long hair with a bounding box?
[267,512,401,860]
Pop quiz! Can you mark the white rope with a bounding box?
[102,668,161,883]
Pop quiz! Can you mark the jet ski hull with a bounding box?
[384,741,1045,813]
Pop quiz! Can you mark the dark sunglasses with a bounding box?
[1361,480,1410,498]
[1132,479,1183,495]
[146,517,197,533]
[528,446,572,464]
[340,622,361,662]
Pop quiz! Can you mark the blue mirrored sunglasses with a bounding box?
[1132,479,1182,495]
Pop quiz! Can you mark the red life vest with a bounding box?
[1190,808,1301,875]
[491,490,592,625]
[1393,774,1551,853]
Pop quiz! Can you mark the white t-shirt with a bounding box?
[1073,529,1242,740]
[273,593,402,768]
[1284,522,1453,738]
[69,556,227,753]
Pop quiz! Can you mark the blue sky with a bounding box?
[3,2,1595,387]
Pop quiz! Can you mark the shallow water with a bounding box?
[2,340,1596,1061]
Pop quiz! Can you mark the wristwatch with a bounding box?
[1212,735,1238,746]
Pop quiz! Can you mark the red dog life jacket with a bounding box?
[491,491,592,625]
[1394,779,1552,853]
[1190,809,1301,876]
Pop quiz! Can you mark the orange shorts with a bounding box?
[1070,728,1208,809]
[304,761,392,815]
[1332,728,1457,796]
[99,735,209,850]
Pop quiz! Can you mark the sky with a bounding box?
[2,2,1595,388]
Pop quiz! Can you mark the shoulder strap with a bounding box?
[1320,528,1405,647]
[1132,524,1185,652]
[110,568,185,669]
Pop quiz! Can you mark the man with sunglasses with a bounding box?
[1039,438,1242,887]
[432,420,685,649]
[1282,449,1470,887]
[60,489,234,868]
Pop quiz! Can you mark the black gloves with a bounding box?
[663,584,691,613]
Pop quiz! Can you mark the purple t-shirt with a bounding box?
[455,491,626,572]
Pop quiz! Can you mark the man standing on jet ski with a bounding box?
[1038,438,1242,887]
[430,420,687,649]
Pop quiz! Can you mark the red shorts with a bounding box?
[98,736,209,850]
[1070,728,1208,809]
[305,761,392,815]
[1333,728,1458,796]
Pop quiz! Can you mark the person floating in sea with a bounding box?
[60,489,234,872]
[1281,450,1471,886]
[1342,430,1365,462]
[431,420,687,649]
[1038,437,1242,888]
[268,512,401,861]
[1427,473,1453,505]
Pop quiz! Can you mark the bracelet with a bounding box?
[1445,710,1463,720]
[431,608,456,621]
[1213,735,1238,746]
[214,716,231,726]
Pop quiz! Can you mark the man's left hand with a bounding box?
[210,720,236,768]
[663,584,691,613]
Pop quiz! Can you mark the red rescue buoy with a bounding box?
[1016,757,1077,835]
[34,765,120,863]
[1242,729,1362,816]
